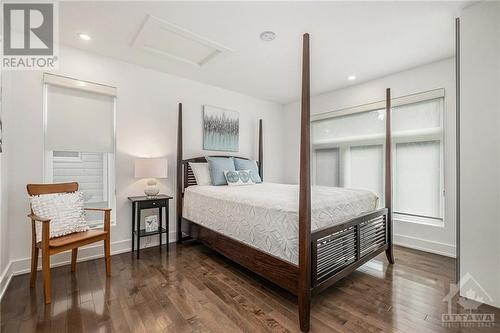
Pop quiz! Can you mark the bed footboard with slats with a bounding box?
[177,32,394,331]
[311,209,388,294]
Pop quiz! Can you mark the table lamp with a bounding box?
[134,158,168,197]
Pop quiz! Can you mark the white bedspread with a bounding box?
[183,183,379,264]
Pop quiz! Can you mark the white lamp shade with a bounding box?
[134,158,168,179]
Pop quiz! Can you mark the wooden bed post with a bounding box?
[177,103,183,243]
[298,33,311,332]
[385,89,395,264]
[258,119,263,181]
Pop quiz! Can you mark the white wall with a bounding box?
[0,46,285,293]
[460,1,500,308]
[0,154,8,298]
[0,71,11,298]
[283,58,457,257]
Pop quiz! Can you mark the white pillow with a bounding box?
[189,162,212,186]
[30,191,89,242]
[224,170,255,186]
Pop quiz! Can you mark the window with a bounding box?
[43,74,116,226]
[312,90,444,225]
[48,151,114,225]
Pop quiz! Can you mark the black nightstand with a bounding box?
[128,195,172,258]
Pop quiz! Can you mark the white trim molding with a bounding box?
[43,73,117,97]
[0,261,14,301]
[394,233,456,258]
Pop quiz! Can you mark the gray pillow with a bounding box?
[233,158,262,183]
[206,157,236,185]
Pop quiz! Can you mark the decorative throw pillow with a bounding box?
[224,170,255,186]
[189,162,211,185]
[206,156,235,185]
[233,158,262,183]
[30,191,89,242]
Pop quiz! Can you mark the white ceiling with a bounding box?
[59,1,467,104]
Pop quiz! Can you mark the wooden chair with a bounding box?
[27,182,111,304]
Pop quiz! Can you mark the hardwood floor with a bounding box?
[1,244,499,332]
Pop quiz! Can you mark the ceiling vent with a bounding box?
[132,15,232,67]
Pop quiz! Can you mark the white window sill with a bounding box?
[393,213,444,228]
[87,220,116,229]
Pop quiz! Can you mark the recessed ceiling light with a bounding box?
[260,31,276,42]
[78,33,92,41]
[347,75,356,81]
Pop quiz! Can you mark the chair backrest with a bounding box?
[27,182,79,196]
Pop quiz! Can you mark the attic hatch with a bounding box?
[132,15,232,67]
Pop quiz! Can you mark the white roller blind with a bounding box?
[315,148,339,187]
[45,80,115,152]
[350,145,384,204]
[311,95,444,221]
[394,141,441,218]
[312,109,385,145]
[393,98,442,133]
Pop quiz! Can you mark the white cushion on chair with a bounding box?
[30,191,89,242]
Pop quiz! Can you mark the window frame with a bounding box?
[311,89,446,227]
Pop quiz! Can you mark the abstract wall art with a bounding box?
[203,105,239,152]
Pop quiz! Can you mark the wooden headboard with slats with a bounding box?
[185,163,197,188]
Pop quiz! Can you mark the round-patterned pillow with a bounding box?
[239,170,251,183]
[225,170,240,184]
[224,169,255,186]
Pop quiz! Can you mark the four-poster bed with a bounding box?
[176,33,394,332]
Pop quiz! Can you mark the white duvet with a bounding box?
[183,183,379,265]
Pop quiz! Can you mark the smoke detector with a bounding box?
[260,31,276,42]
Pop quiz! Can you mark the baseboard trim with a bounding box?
[394,233,456,258]
[0,261,13,300]
[0,231,177,300]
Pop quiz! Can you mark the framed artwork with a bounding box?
[144,215,158,233]
[203,105,239,152]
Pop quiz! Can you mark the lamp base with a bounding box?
[144,179,160,197]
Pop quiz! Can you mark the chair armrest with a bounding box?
[84,208,111,232]
[28,213,51,223]
[84,207,112,212]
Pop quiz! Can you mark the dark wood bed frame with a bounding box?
[176,33,394,332]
